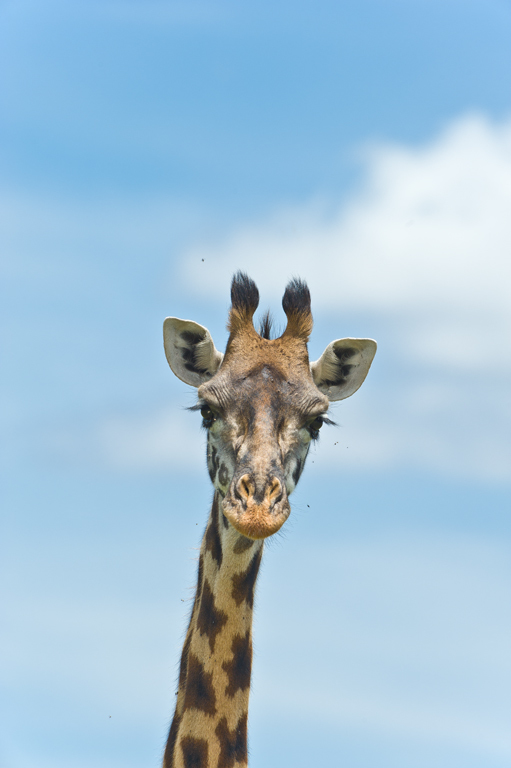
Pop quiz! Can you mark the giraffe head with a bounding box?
[164,273,376,540]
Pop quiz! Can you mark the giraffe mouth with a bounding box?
[221,496,291,539]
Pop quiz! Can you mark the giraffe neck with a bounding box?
[164,491,264,768]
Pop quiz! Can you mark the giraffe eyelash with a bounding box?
[187,401,218,429]
[307,414,336,441]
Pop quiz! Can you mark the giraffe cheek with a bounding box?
[207,442,220,484]
[216,462,231,492]
[285,446,309,494]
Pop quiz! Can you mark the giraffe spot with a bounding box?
[180,735,209,768]
[205,506,222,569]
[232,535,254,555]
[215,713,248,767]
[196,579,228,654]
[231,549,262,608]
[222,631,252,698]
[218,462,229,487]
[163,711,181,767]
[183,654,217,716]
[208,445,220,483]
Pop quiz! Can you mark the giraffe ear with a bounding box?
[310,338,377,401]
[163,317,224,387]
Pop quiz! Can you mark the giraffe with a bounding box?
[162,272,376,768]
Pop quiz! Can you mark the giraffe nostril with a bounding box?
[235,474,254,502]
[267,477,283,503]
[234,474,284,507]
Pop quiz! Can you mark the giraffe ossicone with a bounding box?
[162,272,376,768]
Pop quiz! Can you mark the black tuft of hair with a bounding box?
[258,311,274,340]
[231,271,259,315]
[282,277,311,316]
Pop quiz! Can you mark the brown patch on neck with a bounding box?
[196,579,228,653]
[232,535,255,555]
[179,736,209,768]
[204,499,222,568]
[163,492,261,768]
[215,714,248,767]
[222,631,252,698]
[183,654,217,716]
[231,549,262,608]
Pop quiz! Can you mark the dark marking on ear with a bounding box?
[196,579,228,654]
[205,501,222,568]
[333,346,357,361]
[233,535,254,555]
[316,346,358,386]
[180,735,209,768]
[181,345,209,376]
[181,331,205,345]
[321,365,353,387]
[163,711,181,767]
[215,714,248,767]
[183,654,217,716]
[231,549,262,608]
[223,631,252,698]
[321,377,344,387]
[218,462,229,487]
[222,511,229,529]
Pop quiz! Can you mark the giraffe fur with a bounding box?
[162,273,376,767]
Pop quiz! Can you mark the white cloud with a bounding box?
[5,114,509,483]
[170,113,511,483]
[181,112,511,369]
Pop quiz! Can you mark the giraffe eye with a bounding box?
[200,406,216,428]
[308,416,324,439]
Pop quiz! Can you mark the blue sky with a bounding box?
[2,2,511,767]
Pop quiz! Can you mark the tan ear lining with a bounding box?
[311,338,377,401]
[163,317,223,387]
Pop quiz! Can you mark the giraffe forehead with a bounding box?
[225,332,309,371]
[199,335,329,415]
[201,364,327,419]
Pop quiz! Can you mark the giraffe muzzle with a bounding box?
[221,472,290,539]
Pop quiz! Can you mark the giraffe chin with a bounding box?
[221,497,291,540]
